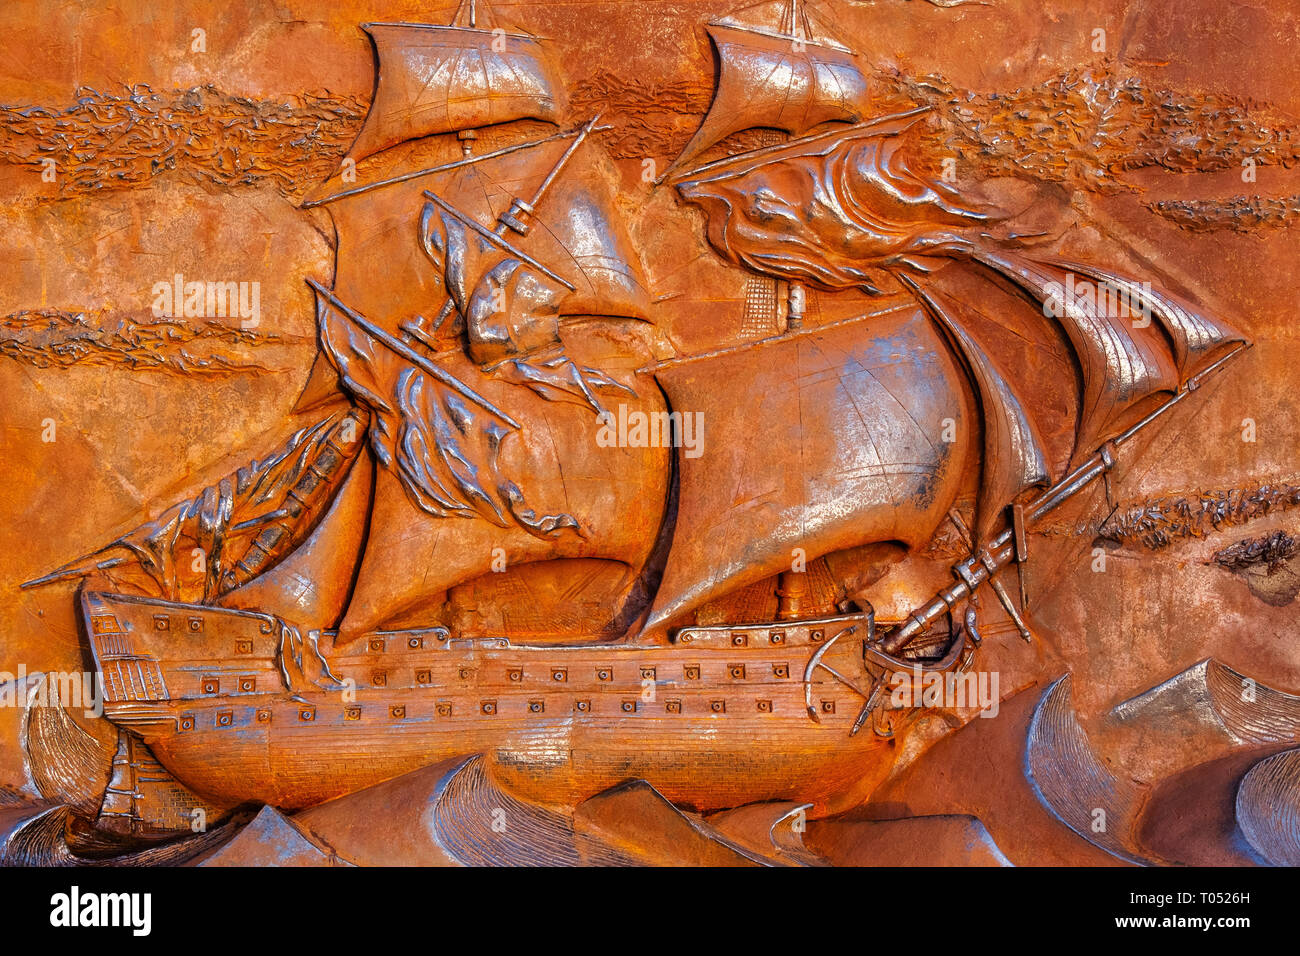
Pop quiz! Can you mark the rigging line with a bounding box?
[523,214,586,284]
[301,124,585,208]
[418,112,598,295]
[422,190,576,290]
[306,277,521,429]
[672,107,931,181]
[639,297,913,374]
[790,2,811,41]
[1112,355,1238,494]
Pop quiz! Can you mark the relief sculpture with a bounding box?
[1,0,1296,869]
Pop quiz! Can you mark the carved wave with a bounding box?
[1235,747,1300,866]
[431,756,641,866]
[1213,530,1299,573]
[1149,196,1300,233]
[1025,674,1150,864]
[23,676,114,816]
[1204,660,1300,746]
[0,804,235,866]
[877,67,1300,194]
[1211,530,1300,607]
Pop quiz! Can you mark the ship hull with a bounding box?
[82,592,895,815]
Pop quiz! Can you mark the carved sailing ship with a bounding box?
[27,0,1246,829]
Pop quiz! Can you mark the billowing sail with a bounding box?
[296,0,649,421]
[657,114,1245,629]
[343,18,567,167]
[640,299,975,633]
[663,2,871,179]
[282,7,667,642]
[967,250,1176,463]
[1048,259,1240,378]
[901,275,1052,544]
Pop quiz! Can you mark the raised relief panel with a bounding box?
[0,0,1295,872]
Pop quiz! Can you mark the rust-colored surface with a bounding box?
[1,0,1297,867]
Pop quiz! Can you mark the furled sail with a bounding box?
[23,409,369,604]
[342,8,567,167]
[312,283,579,535]
[417,187,636,412]
[663,0,871,179]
